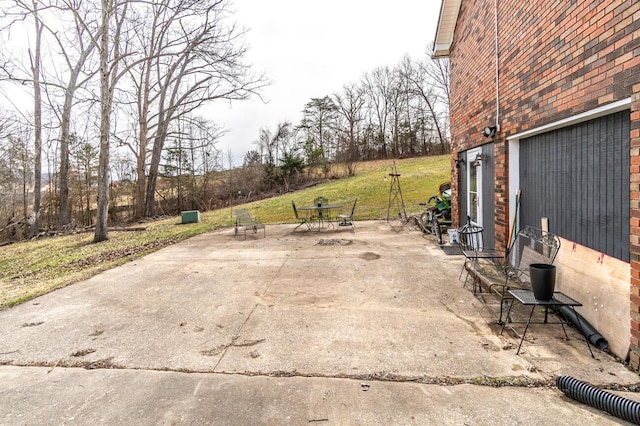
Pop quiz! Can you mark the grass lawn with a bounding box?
[0,155,451,309]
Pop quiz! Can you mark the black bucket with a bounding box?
[529,263,556,301]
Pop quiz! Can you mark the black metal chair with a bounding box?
[460,223,562,324]
[336,198,357,229]
[489,226,561,323]
[458,219,504,291]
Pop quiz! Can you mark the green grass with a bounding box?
[240,156,451,223]
[0,155,450,309]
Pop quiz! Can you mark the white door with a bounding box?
[467,148,483,226]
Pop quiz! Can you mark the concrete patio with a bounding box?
[0,220,638,425]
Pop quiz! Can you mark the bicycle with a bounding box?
[418,182,453,244]
[419,197,451,244]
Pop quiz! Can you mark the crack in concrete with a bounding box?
[3,360,640,392]
[212,255,290,371]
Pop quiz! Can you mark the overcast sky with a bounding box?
[210,0,443,167]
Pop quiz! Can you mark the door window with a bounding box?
[467,148,482,226]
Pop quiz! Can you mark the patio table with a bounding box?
[298,204,342,229]
[501,289,594,357]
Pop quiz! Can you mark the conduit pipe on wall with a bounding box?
[556,376,640,424]
[494,0,500,131]
[557,305,608,350]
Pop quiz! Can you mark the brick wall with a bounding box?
[448,0,640,366]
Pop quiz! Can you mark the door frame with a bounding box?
[466,147,483,227]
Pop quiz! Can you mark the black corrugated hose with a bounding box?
[557,305,608,350]
[557,376,640,424]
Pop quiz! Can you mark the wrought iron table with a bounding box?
[502,289,594,357]
[298,204,342,229]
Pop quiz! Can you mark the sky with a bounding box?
[210,0,443,168]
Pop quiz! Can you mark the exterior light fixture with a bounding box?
[455,158,466,168]
[482,126,497,138]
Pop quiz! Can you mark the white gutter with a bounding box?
[494,0,500,130]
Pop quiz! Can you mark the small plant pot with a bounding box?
[529,263,556,301]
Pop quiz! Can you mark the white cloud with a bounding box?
[207,0,442,167]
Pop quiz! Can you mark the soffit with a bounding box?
[432,0,462,58]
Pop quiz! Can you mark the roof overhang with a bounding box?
[432,0,462,58]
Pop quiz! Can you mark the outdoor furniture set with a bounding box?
[291,198,357,231]
[459,222,594,355]
[232,197,356,239]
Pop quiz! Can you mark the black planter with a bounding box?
[529,263,556,301]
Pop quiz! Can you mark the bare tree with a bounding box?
[0,111,33,241]
[0,1,102,230]
[424,46,450,111]
[0,1,78,235]
[423,46,451,146]
[28,0,44,237]
[94,0,127,242]
[362,66,394,158]
[399,55,448,151]
[257,127,273,164]
[0,117,29,215]
[115,0,265,218]
[395,56,422,156]
[48,1,100,228]
[161,114,223,212]
[333,83,365,175]
[71,140,98,225]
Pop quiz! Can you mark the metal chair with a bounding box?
[460,223,562,324]
[458,219,504,290]
[336,198,357,229]
[291,201,313,231]
[489,226,561,323]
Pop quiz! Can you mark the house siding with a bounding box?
[447,0,640,366]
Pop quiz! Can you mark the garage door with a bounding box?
[519,110,630,262]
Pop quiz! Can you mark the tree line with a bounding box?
[0,0,265,243]
[0,0,449,244]
[243,51,449,191]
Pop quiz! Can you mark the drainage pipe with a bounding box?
[556,376,640,424]
[557,305,608,351]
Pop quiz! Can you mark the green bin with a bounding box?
[181,210,200,224]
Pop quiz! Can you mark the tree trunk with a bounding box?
[144,127,166,217]
[135,141,146,217]
[94,0,111,243]
[58,39,96,228]
[30,2,43,237]
[58,95,72,228]
[135,61,152,218]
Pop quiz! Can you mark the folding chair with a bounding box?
[292,201,313,231]
[336,198,357,229]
